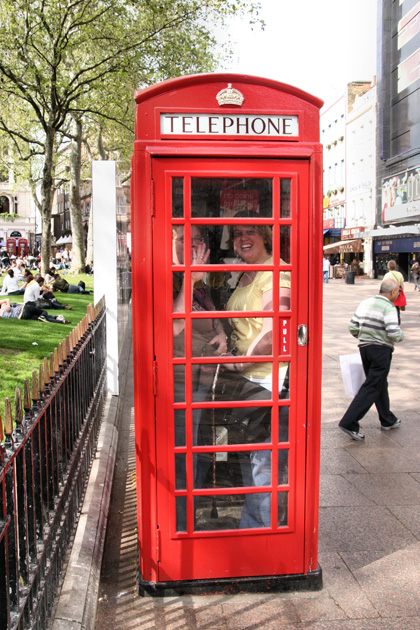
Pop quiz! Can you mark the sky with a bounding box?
[217,0,377,109]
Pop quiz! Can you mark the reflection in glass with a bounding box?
[176,497,187,532]
[280,225,291,264]
[278,405,289,443]
[278,492,288,527]
[173,272,184,311]
[194,405,273,446]
[192,364,273,404]
[280,179,291,218]
[173,320,185,357]
[175,454,186,489]
[279,270,291,311]
[191,178,273,218]
[278,449,289,485]
[174,409,185,447]
[193,449,271,489]
[173,365,185,403]
[172,177,184,218]
[194,493,271,531]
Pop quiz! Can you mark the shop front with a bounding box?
[373,236,420,279]
[323,238,364,277]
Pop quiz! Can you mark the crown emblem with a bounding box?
[216,84,244,107]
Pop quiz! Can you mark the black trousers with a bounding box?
[339,344,398,432]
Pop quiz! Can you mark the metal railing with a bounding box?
[0,299,107,630]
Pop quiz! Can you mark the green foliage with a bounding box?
[0,212,18,221]
[0,0,263,271]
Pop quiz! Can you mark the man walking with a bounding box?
[323,256,331,282]
[339,278,404,440]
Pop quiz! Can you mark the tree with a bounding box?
[0,0,262,274]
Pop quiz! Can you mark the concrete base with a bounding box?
[139,566,322,597]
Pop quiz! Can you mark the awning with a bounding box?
[361,225,420,238]
[56,235,73,245]
[323,229,331,235]
[323,238,363,254]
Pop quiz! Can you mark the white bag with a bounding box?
[339,353,365,398]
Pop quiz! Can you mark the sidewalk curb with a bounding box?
[52,394,120,630]
[52,313,132,630]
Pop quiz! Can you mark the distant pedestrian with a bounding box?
[383,260,405,323]
[411,259,420,291]
[323,256,331,283]
[338,278,404,440]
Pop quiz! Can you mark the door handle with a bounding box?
[297,324,308,346]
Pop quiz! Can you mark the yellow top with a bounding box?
[227,258,290,380]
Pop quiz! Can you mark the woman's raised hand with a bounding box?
[191,242,210,284]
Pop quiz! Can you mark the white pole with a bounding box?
[92,161,119,395]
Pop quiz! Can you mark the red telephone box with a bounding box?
[18,238,28,257]
[131,74,324,595]
[6,238,16,257]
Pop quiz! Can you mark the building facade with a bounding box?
[371,0,420,279]
[345,82,377,276]
[321,81,375,273]
[0,171,37,253]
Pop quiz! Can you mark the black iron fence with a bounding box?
[0,300,107,630]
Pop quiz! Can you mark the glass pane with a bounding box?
[192,365,273,404]
[193,449,271,489]
[280,179,291,218]
[173,365,185,403]
[194,493,271,530]
[280,225,291,264]
[176,497,187,532]
[173,272,184,310]
[194,404,272,445]
[172,177,184,218]
[279,270,291,311]
[278,449,289,486]
[278,404,289,443]
[173,320,185,357]
[191,177,273,218]
[174,409,185,447]
[278,492,288,527]
[191,315,275,357]
[175,454,186,489]
[186,224,274,268]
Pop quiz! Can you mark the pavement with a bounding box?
[54,278,420,629]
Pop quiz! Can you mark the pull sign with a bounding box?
[280,318,290,355]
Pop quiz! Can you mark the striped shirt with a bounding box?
[348,295,404,348]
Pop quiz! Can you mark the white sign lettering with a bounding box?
[160,113,299,138]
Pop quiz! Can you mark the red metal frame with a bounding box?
[131,74,323,590]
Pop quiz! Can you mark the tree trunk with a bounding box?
[69,115,85,274]
[86,199,94,266]
[40,128,56,277]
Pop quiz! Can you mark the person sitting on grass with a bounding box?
[0,268,24,295]
[33,275,72,310]
[52,274,90,294]
[0,298,70,323]
[44,267,56,286]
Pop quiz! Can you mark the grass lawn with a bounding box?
[0,273,94,403]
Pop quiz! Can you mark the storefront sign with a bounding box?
[160,113,299,138]
[374,237,420,253]
[382,165,420,223]
[342,227,365,240]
